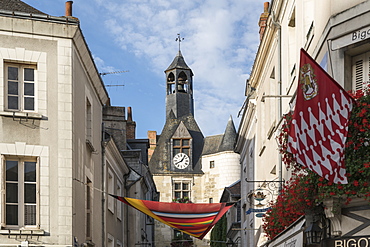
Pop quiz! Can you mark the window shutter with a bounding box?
[0,155,5,227]
[354,58,364,91]
[352,52,370,91]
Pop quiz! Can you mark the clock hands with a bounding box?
[175,157,184,165]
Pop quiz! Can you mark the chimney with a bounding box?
[126,107,136,139]
[65,1,73,17]
[147,131,157,161]
[258,2,270,41]
[127,106,133,121]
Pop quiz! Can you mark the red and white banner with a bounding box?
[287,49,354,184]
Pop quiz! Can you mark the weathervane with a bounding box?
[176,33,184,51]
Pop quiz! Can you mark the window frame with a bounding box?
[117,240,123,247]
[172,138,191,156]
[86,98,92,142]
[172,180,191,200]
[5,63,37,112]
[86,178,92,240]
[2,156,40,229]
[107,167,114,213]
[107,233,114,247]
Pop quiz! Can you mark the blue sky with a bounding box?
[23,0,264,138]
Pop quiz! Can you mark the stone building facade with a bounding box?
[148,50,240,247]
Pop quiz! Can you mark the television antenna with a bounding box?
[99,70,129,88]
[99,70,129,76]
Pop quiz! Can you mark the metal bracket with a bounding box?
[261,95,293,102]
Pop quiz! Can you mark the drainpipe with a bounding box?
[101,123,107,247]
[125,174,142,246]
[271,11,283,192]
[123,172,130,247]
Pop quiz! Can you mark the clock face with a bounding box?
[173,153,190,169]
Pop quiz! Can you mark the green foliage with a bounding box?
[210,214,226,247]
[172,197,192,203]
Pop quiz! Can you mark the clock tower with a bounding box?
[148,41,240,247]
[149,49,204,175]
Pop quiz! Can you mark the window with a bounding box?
[5,63,36,112]
[107,234,114,247]
[107,168,114,213]
[116,181,122,220]
[288,7,296,89]
[173,181,191,200]
[173,229,191,240]
[209,198,213,203]
[352,52,370,91]
[86,178,92,239]
[4,157,38,228]
[86,98,92,141]
[174,229,182,239]
[303,1,314,44]
[210,160,215,169]
[173,138,190,156]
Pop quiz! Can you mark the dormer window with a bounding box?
[173,138,190,156]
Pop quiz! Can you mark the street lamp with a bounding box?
[304,221,323,245]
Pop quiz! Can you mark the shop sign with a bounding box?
[325,236,370,247]
[246,207,271,215]
[332,25,370,50]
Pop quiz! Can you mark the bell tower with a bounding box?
[165,36,194,119]
[148,35,204,175]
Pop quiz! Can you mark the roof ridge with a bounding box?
[0,0,47,15]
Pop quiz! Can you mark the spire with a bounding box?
[165,35,194,118]
[219,115,237,152]
[165,50,192,73]
[165,34,193,73]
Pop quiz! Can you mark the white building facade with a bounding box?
[0,1,137,247]
[236,0,370,247]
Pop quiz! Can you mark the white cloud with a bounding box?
[93,55,116,73]
[96,0,265,135]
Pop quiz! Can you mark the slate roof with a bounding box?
[226,180,241,196]
[202,116,237,155]
[165,50,193,73]
[0,0,46,15]
[202,135,223,155]
[220,180,241,203]
[148,113,204,174]
[219,116,237,151]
